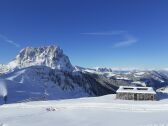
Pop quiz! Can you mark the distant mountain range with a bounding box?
[0,45,168,104]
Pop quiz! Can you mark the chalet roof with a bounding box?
[116,86,156,94]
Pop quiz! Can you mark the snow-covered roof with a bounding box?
[116,86,156,94]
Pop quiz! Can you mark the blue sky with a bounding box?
[0,0,168,69]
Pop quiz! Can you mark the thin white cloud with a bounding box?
[0,34,20,48]
[80,31,125,35]
[81,30,138,48]
[113,35,138,48]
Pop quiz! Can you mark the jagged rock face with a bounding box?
[8,45,74,72]
[96,67,113,73]
[0,64,10,74]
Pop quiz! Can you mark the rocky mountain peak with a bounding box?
[8,45,74,72]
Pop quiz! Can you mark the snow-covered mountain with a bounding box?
[0,64,10,74]
[0,65,116,104]
[0,45,168,104]
[77,67,168,88]
[8,45,74,72]
[0,46,116,104]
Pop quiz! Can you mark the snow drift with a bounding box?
[0,79,7,97]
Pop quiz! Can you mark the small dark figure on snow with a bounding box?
[4,95,7,104]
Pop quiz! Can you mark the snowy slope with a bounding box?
[1,94,168,126]
[0,66,89,104]
[157,86,168,94]
[0,65,117,104]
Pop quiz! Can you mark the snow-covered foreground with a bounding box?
[1,94,168,126]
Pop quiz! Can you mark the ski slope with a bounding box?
[0,94,168,126]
